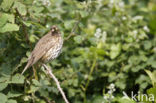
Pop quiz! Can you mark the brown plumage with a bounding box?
[21,25,63,74]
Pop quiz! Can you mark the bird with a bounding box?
[21,25,63,75]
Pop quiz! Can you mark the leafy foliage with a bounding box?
[0,0,156,103]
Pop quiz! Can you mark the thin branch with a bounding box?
[15,9,30,44]
[83,58,96,103]
[64,21,79,41]
[43,64,69,103]
[85,59,96,90]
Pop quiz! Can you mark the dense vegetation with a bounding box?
[0,0,156,103]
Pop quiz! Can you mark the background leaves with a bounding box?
[0,0,156,103]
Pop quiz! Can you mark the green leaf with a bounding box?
[147,87,156,102]
[0,0,14,11]
[0,93,8,103]
[0,76,10,82]
[5,14,15,24]
[7,99,17,103]
[122,44,130,51]
[79,11,88,18]
[145,70,156,86]
[125,37,133,43]
[32,79,41,86]
[39,88,49,97]
[37,100,46,103]
[115,97,136,103]
[0,13,8,27]
[68,88,76,97]
[0,23,19,33]
[115,80,126,89]
[22,21,31,27]
[47,87,58,94]
[27,85,39,93]
[143,41,152,50]
[0,13,15,27]
[64,20,75,29]
[29,35,38,43]
[13,1,27,16]
[29,6,44,14]
[92,95,104,103]
[8,74,24,84]
[0,83,8,91]
[0,63,12,75]
[110,43,121,59]
[147,57,156,68]
[74,35,83,44]
[7,91,22,98]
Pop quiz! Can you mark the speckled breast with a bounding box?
[42,37,63,63]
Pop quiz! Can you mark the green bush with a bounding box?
[0,0,156,103]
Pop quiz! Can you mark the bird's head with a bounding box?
[51,25,60,35]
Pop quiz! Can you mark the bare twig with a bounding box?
[64,21,79,41]
[43,64,69,103]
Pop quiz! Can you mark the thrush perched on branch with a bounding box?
[21,25,63,74]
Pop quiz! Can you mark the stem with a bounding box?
[64,20,79,41]
[43,64,69,103]
[85,59,96,91]
[83,57,96,103]
[15,9,30,43]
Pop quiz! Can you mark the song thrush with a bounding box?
[21,25,63,74]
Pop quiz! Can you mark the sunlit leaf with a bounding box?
[0,83,8,91]
[0,0,14,11]
[0,93,8,103]
[74,35,83,44]
[13,1,27,16]
[110,43,121,59]
[32,79,41,86]
[0,23,19,33]
[7,91,22,98]
[7,99,17,103]
[145,70,156,86]
[8,74,24,84]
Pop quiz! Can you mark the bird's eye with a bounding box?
[51,26,58,33]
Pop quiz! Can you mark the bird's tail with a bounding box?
[21,62,30,75]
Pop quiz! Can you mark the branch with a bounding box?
[64,21,79,41]
[15,9,30,44]
[43,64,69,103]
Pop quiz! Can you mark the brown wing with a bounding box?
[21,32,59,75]
[29,32,59,66]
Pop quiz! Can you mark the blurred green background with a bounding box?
[0,0,156,103]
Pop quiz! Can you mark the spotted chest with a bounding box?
[41,37,63,63]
